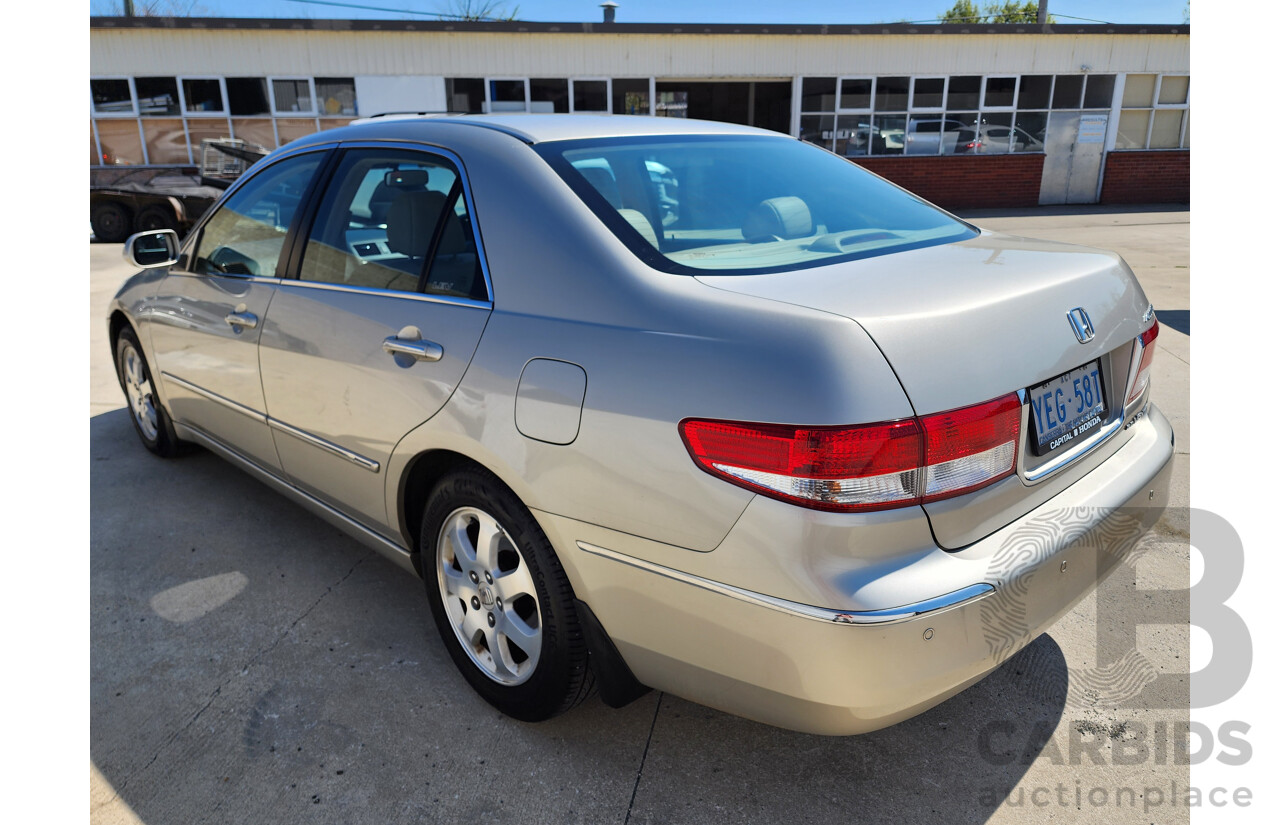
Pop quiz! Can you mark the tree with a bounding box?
[437,1,520,21]
[939,0,1053,23]
[92,0,208,14]
[941,1,984,23]
[985,1,1044,23]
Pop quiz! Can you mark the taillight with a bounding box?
[1125,319,1160,404]
[679,392,1021,513]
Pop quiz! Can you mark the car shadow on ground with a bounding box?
[1157,309,1189,336]
[91,408,1065,824]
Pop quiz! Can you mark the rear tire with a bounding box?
[114,327,186,458]
[421,466,594,722]
[91,201,132,243]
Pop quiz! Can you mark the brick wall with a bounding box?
[1100,150,1190,204]
[853,154,1045,209]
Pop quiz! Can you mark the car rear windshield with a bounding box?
[535,134,976,275]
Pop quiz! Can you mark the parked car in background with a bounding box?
[954,123,1047,154]
[903,118,973,154]
[108,114,1172,735]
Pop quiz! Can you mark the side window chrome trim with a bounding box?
[276,277,491,309]
[326,139,496,305]
[166,271,282,285]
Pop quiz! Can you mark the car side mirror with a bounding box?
[123,229,180,269]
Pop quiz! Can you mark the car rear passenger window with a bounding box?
[298,148,486,300]
[193,152,322,277]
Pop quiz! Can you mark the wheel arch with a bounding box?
[397,448,535,577]
[108,309,133,359]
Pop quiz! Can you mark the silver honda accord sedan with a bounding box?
[107,114,1173,735]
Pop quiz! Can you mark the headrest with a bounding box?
[385,169,430,188]
[386,190,447,258]
[742,196,813,243]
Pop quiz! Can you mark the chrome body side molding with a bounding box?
[576,541,995,626]
[267,418,381,472]
[161,371,381,473]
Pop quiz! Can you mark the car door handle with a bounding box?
[382,336,443,362]
[224,311,258,330]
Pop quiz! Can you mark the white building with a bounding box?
[90,16,1189,208]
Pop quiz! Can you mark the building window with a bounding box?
[95,119,145,165]
[489,79,528,112]
[141,119,189,164]
[799,73,1129,157]
[91,79,134,116]
[572,79,610,113]
[315,78,357,116]
[272,78,314,114]
[612,78,650,115]
[530,78,569,113]
[182,78,224,114]
[445,78,484,112]
[227,78,271,116]
[1116,73,1189,150]
[135,77,180,116]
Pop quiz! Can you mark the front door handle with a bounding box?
[383,336,443,362]
[225,311,258,330]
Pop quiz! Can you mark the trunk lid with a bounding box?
[695,230,1152,548]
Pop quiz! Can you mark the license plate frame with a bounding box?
[1027,360,1108,457]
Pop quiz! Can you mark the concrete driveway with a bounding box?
[90,205,1190,824]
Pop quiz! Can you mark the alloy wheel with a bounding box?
[435,506,542,685]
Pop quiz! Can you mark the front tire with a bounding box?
[114,327,185,457]
[421,467,594,721]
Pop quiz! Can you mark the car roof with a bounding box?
[342,113,782,144]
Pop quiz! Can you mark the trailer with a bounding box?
[90,139,267,242]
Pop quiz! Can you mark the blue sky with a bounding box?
[89,1,1190,25]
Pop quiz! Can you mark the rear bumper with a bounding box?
[535,404,1175,735]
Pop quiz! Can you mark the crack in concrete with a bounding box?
[115,553,373,795]
[623,692,663,825]
[1157,344,1190,366]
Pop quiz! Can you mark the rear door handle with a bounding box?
[224,311,258,330]
[383,336,443,362]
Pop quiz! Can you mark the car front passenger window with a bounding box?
[193,152,323,278]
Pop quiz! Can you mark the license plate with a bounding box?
[1027,360,1107,457]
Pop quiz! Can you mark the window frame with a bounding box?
[178,76,228,117]
[279,141,495,307]
[313,77,358,118]
[485,77,531,113]
[90,76,138,118]
[835,76,875,114]
[908,76,947,112]
[1116,72,1190,151]
[796,71,1151,157]
[569,77,612,114]
[979,76,1019,111]
[269,76,319,116]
